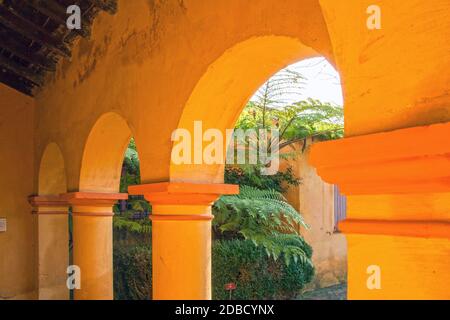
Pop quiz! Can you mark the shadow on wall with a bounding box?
[281,138,347,290]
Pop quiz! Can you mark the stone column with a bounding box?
[310,122,450,299]
[129,182,238,300]
[29,195,70,300]
[62,192,127,300]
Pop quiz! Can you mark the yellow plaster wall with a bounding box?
[319,0,450,136]
[316,0,450,299]
[0,84,37,299]
[33,0,334,189]
[282,141,347,289]
[1,0,448,300]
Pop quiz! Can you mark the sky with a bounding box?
[251,57,344,106]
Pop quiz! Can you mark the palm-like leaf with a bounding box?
[213,186,311,266]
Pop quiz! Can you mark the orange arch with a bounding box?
[79,112,133,193]
[39,143,67,195]
[170,36,330,183]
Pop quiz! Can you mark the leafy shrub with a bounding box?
[114,244,152,300]
[213,186,311,266]
[225,165,299,193]
[113,236,313,300]
[212,237,314,300]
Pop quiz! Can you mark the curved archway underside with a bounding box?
[79,112,132,193]
[170,36,321,183]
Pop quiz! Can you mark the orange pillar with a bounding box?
[129,182,238,300]
[62,192,127,300]
[29,195,69,300]
[310,122,450,300]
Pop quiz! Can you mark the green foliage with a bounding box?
[212,237,314,300]
[113,212,152,235]
[225,164,299,193]
[114,244,152,300]
[236,66,343,150]
[213,186,311,266]
[113,236,313,300]
[251,68,305,111]
[236,98,344,151]
[120,138,141,193]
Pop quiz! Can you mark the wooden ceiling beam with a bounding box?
[0,30,57,71]
[0,69,33,96]
[0,0,118,96]
[26,0,91,38]
[0,54,45,86]
[91,0,118,14]
[0,4,71,58]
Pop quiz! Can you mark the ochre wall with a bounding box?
[317,0,450,299]
[0,84,36,299]
[320,0,450,136]
[0,0,448,299]
[33,0,333,191]
[282,141,347,290]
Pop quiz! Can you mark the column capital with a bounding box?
[129,182,239,222]
[309,122,450,195]
[128,182,239,205]
[28,195,69,215]
[61,192,128,217]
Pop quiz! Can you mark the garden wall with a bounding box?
[281,139,347,290]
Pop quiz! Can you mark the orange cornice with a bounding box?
[339,219,450,239]
[309,122,450,195]
[129,182,239,196]
[60,192,128,206]
[150,214,214,221]
[28,195,68,207]
[128,182,239,205]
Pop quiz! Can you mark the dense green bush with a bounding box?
[224,165,299,193]
[114,236,313,300]
[114,244,152,300]
[212,237,314,300]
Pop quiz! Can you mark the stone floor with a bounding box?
[296,283,347,300]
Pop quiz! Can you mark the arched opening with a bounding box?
[113,138,152,300]
[76,112,152,299]
[167,36,347,299]
[79,112,133,193]
[111,36,346,301]
[170,36,323,183]
[36,143,69,300]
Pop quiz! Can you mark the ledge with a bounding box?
[28,195,68,207]
[339,219,450,239]
[150,214,214,221]
[129,182,239,205]
[309,122,450,195]
[129,182,239,195]
[60,192,128,206]
[28,195,69,215]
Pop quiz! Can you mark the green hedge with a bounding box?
[114,244,152,300]
[114,237,313,300]
[212,237,314,300]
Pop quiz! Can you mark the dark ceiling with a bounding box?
[0,0,117,96]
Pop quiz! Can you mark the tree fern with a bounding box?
[213,186,311,266]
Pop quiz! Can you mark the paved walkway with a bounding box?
[297,283,347,300]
